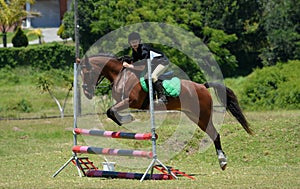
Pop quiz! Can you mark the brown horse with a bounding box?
[79,54,253,170]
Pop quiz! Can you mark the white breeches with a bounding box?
[151,64,169,82]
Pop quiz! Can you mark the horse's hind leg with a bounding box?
[184,111,227,170]
[205,120,227,170]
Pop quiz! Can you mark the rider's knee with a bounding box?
[152,75,158,82]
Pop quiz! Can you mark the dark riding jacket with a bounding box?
[131,44,169,67]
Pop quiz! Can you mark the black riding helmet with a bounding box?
[128,32,141,42]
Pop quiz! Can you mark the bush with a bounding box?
[57,24,70,40]
[12,27,29,47]
[0,43,76,70]
[231,60,300,110]
[17,98,32,113]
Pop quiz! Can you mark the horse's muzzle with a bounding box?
[82,84,94,99]
[83,90,93,99]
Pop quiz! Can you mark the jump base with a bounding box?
[86,170,172,180]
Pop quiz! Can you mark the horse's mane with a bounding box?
[89,52,147,74]
[88,53,126,63]
[88,53,117,59]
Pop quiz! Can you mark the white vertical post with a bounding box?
[140,59,177,181]
[73,63,78,145]
[147,59,157,160]
[52,0,82,178]
[73,62,82,177]
[51,64,82,178]
[140,59,156,181]
[72,0,82,177]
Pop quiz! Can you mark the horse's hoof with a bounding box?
[120,114,134,124]
[217,150,227,171]
[220,162,227,170]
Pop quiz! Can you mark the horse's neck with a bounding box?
[101,58,123,83]
[112,68,140,100]
[93,56,142,85]
[111,64,145,87]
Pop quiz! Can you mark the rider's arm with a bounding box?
[122,55,134,68]
[123,44,150,68]
[123,61,134,68]
[141,44,150,59]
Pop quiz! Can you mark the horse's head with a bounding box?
[80,55,101,99]
[80,54,126,99]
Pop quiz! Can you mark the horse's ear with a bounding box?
[84,55,88,64]
[84,55,92,70]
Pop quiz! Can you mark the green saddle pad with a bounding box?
[140,77,181,97]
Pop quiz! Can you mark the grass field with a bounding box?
[0,110,299,188]
[0,66,299,188]
[0,67,74,119]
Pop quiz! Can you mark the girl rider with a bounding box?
[123,32,169,104]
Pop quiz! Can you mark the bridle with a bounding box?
[81,55,127,97]
[81,62,105,94]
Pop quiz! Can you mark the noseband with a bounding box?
[81,63,105,94]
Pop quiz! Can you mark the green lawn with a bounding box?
[0,66,299,188]
[0,66,73,119]
[0,111,299,188]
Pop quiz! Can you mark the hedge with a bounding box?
[0,42,76,70]
[227,60,300,110]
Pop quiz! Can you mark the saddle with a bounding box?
[140,71,181,97]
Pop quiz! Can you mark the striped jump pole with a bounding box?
[72,146,153,159]
[86,170,172,180]
[74,128,157,140]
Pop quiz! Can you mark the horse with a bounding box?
[79,54,253,170]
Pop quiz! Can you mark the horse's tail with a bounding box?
[204,82,253,135]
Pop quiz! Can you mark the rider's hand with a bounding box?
[123,62,134,68]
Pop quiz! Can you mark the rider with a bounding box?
[123,32,169,104]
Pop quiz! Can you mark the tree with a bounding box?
[57,24,69,43]
[63,0,238,79]
[36,70,73,118]
[12,27,28,47]
[27,28,43,44]
[62,0,99,52]
[202,26,238,77]
[201,0,266,76]
[260,0,300,66]
[0,0,38,47]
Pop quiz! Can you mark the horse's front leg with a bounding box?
[106,97,134,126]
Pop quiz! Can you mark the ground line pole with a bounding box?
[140,59,177,182]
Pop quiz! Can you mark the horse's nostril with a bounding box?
[83,90,93,99]
[82,84,88,90]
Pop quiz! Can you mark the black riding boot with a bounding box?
[153,80,168,104]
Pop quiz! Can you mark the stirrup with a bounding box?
[157,96,168,104]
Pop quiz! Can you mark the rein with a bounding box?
[96,75,105,87]
[117,60,128,100]
[94,61,124,90]
[122,69,126,100]
[84,55,130,96]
